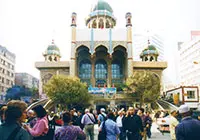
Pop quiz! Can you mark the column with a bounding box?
[91,57,95,87]
[107,59,112,87]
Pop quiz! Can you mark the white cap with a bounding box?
[85,108,89,113]
[179,104,190,114]
[100,108,105,112]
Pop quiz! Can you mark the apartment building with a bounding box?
[0,45,15,94]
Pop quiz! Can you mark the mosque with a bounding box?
[35,0,167,109]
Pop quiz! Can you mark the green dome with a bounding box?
[46,44,61,56]
[140,45,159,57]
[148,45,157,50]
[93,0,113,13]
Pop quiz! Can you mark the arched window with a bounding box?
[49,56,52,61]
[150,56,154,61]
[79,59,92,79]
[112,59,122,79]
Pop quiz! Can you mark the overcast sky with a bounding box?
[0,0,200,83]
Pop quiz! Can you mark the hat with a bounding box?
[85,108,89,112]
[100,108,105,112]
[179,104,190,114]
[128,107,134,111]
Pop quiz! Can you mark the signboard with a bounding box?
[88,87,117,94]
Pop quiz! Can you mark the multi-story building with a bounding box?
[15,73,39,89]
[0,45,15,99]
[179,35,200,86]
[35,0,167,109]
[133,33,165,61]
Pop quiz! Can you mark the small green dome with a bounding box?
[93,0,113,13]
[140,45,159,57]
[46,41,61,56]
[148,45,157,50]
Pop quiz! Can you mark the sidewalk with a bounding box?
[93,122,170,140]
[150,122,170,140]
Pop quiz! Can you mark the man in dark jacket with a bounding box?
[175,104,200,140]
[123,107,143,140]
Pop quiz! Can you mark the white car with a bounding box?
[156,115,170,132]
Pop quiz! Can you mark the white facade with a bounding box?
[76,28,127,41]
[0,45,15,96]
[179,37,200,86]
[133,33,165,61]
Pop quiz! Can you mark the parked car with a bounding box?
[156,115,170,132]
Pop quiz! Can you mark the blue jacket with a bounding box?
[175,116,200,140]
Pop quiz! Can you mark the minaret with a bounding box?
[70,12,77,76]
[126,12,133,77]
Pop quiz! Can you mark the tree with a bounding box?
[43,75,91,109]
[126,71,161,107]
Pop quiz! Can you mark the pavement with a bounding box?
[93,122,170,140]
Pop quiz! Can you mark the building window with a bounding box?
[112,60,122,79]
[2,78,4,83]
[95,59,107,79]
[187,90,195,99]
[79,59,91,79]
[95,59,107,87]
[6,79,9,85]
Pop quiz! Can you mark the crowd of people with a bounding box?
[0,100,154,140]
[0,100,200,140]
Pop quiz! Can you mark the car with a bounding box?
[156,115,170,132]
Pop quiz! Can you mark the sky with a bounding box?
[0,0,200,84]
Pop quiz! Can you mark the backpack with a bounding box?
[98,120,107,140]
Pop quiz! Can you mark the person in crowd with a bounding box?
[99,111,120,140]
[123,107,143,140]
[97,108,107,126]
[154,111,161,122]
[81,108,96,140]
[116,110,126,140]
[24,105,49,140]
[175,104,200,140]
[169,110,179,140]
[27,109,37,128]
[90,108,98,124]
[144,111,152,139]
[0,105,7,124]
[54,115,63,126]
[137,108,146,140]
[76,110,84,130]
[70,109,78,125]
[54,111,86,140]
[0,100,30,140]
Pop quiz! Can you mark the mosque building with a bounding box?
[35,0,167,109]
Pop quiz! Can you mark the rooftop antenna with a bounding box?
[52,30,56,44]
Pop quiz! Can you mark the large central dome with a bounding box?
[93,0,113,13]
[85,0,116,28]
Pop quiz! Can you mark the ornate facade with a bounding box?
[35,0,167,108]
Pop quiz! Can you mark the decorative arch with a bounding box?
[113,42,127,50]
[42,73,53,84]
[75,44,90,52]
[94,45,109,57]
[148,72,160,81]
[94,42,109,51]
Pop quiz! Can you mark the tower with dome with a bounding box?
[35,0,167,108]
